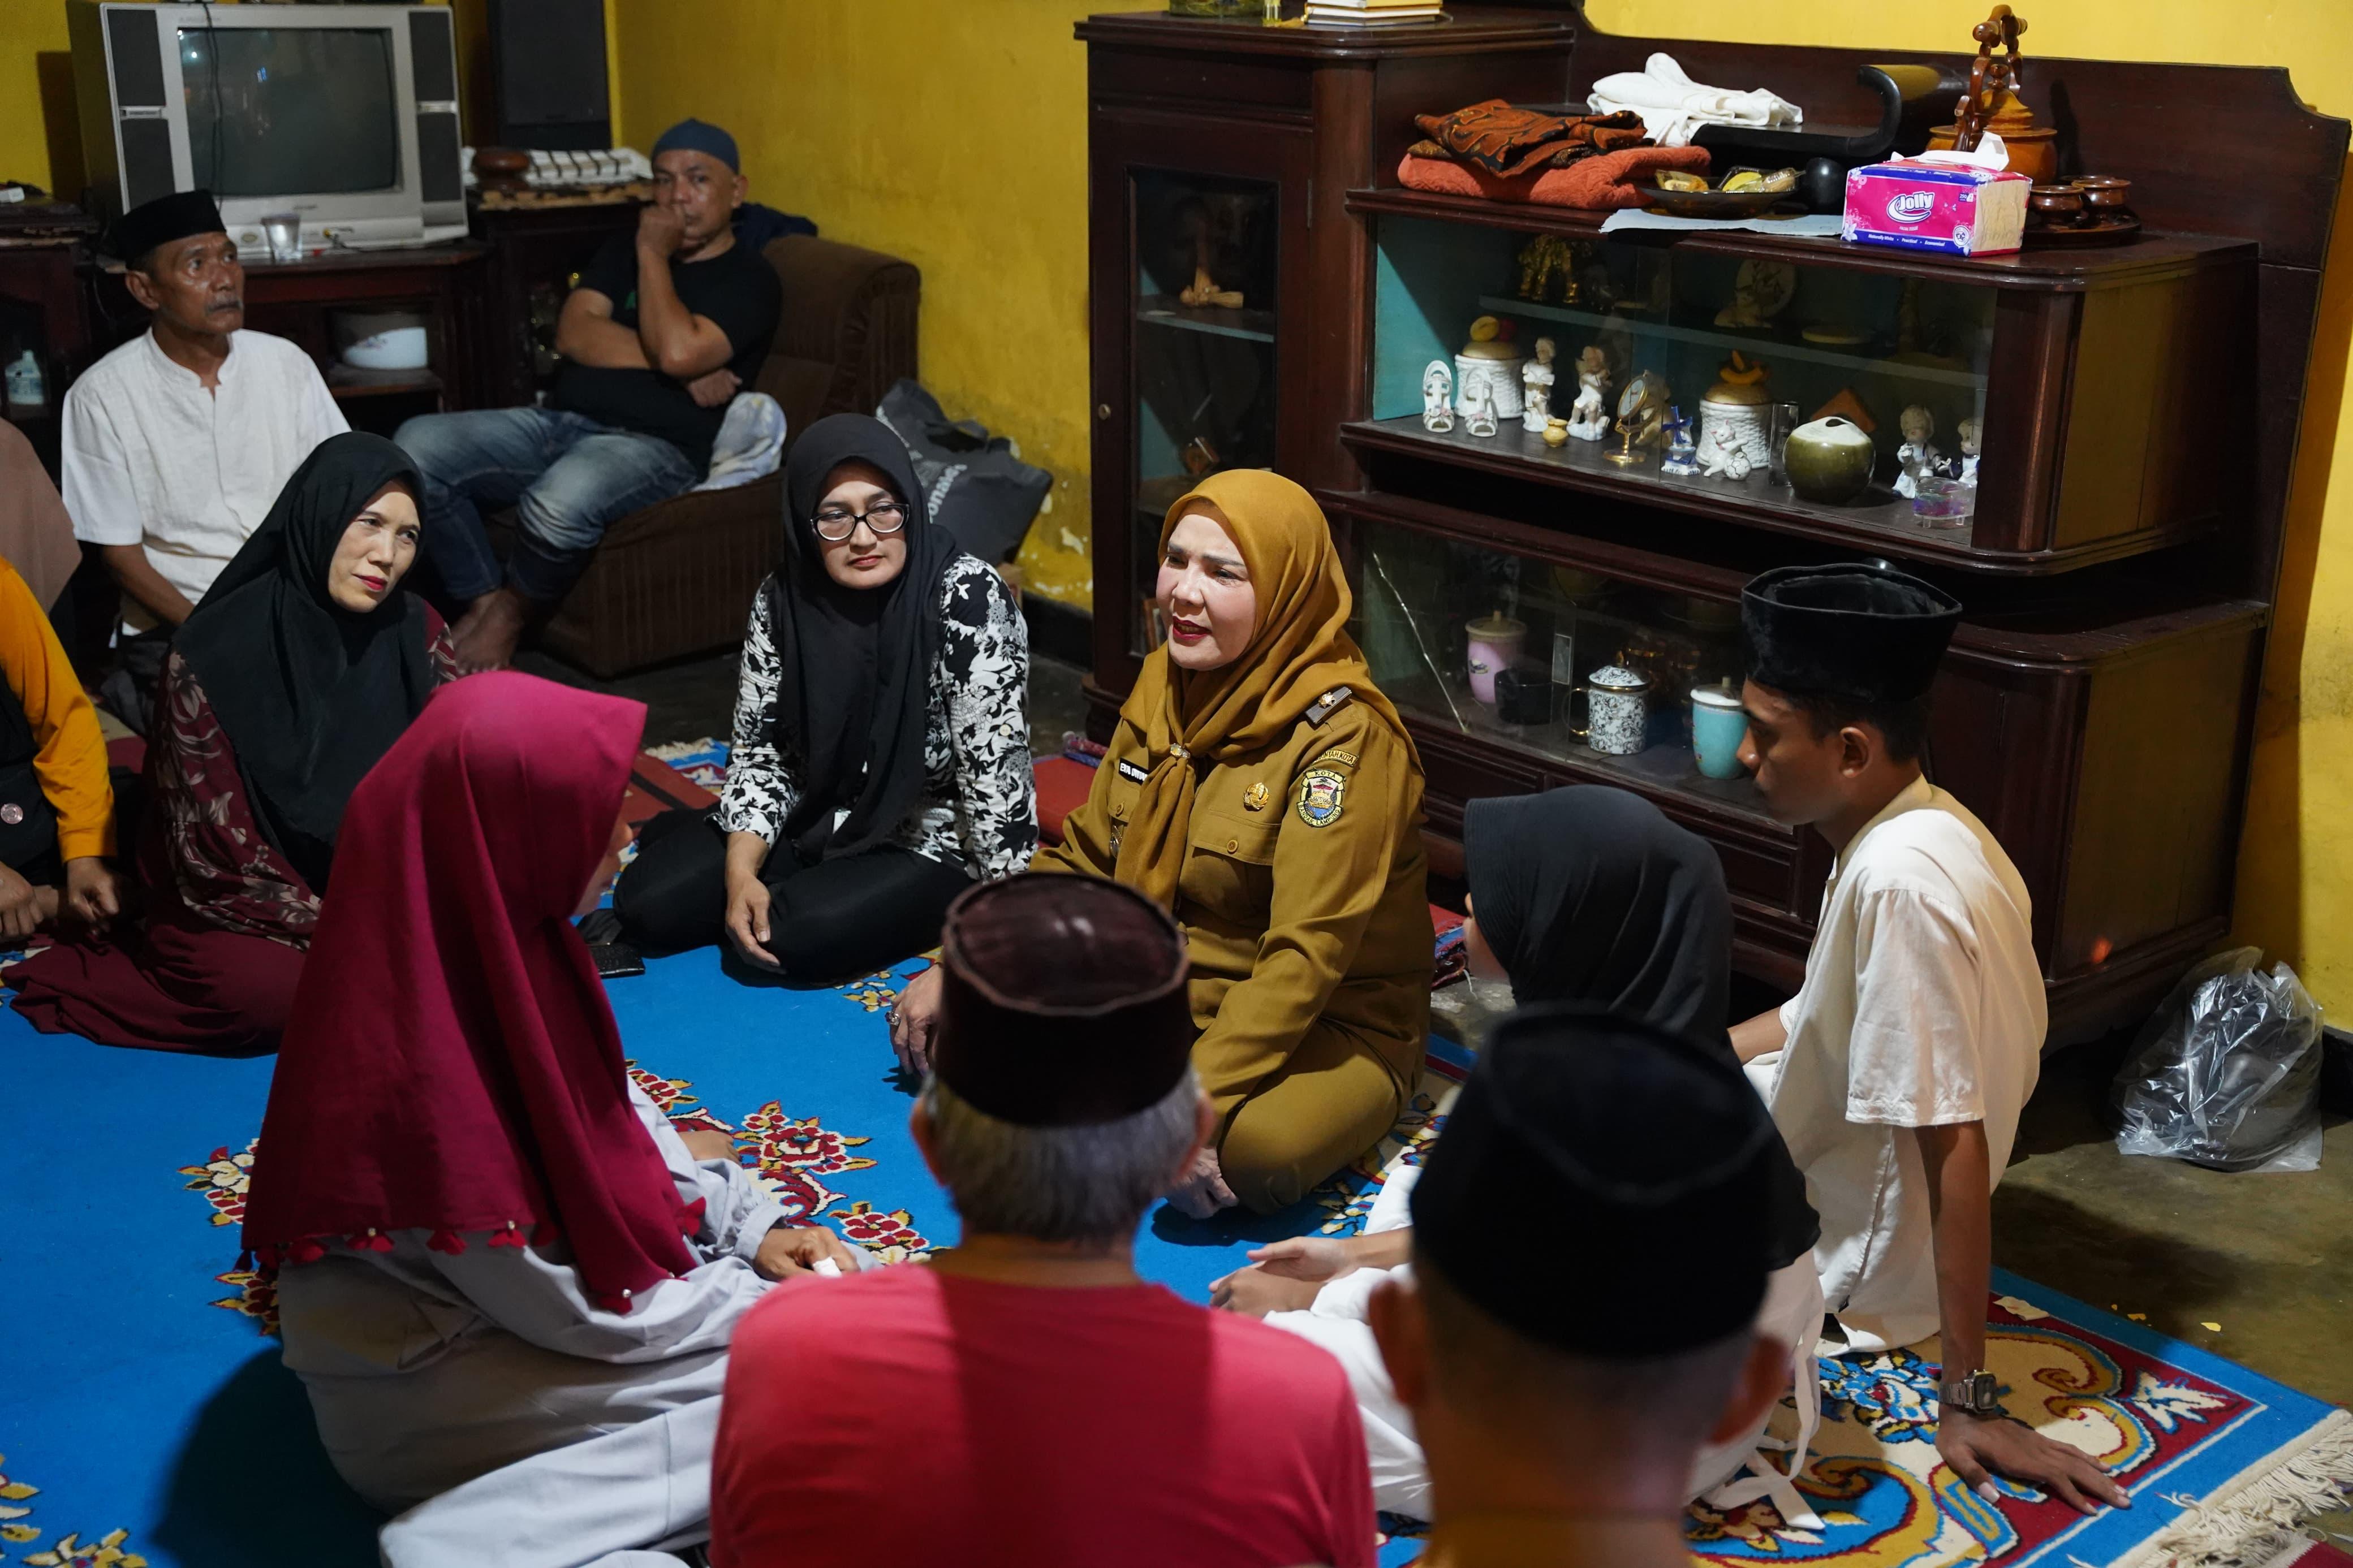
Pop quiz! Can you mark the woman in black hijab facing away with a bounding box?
[1218,785,1829,1527]
[613,414,1036,982]
[11,432,459,1054]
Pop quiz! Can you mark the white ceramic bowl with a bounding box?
[341,325,430,371]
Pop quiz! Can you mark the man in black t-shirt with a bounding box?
[397,119,783,670]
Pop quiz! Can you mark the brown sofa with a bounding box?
[499,234,920,677]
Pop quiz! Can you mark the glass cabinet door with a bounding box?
[1128,170,1279,655]
[1351,517,1772,818]
[1368,217,1994,545]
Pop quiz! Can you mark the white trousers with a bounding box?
[1266,1167,1826,1528]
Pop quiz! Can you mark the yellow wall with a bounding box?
[611,0,1101,607]
[2,3,75,199]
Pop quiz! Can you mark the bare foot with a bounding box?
[453,588,531,673]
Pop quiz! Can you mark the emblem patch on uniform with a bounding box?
[1243,782,1270,812]
[1295,767,1347,828]
[1117,758,1149,784]
[1310,748,1359,770]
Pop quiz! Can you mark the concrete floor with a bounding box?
[551,641,2353,1413]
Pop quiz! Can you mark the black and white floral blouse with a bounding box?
[717,555,1037,879]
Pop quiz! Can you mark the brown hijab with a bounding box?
[1113,469,1413,907]
[0,421,80,613]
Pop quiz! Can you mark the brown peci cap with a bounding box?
[933,873,1196,1128]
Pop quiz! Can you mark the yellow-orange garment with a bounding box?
[1035,470,1431,1211]
[0,557,115,861]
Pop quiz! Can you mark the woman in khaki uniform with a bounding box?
[893,469,1432,1215]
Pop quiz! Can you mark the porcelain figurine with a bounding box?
[1422,360,1456,434]
[1697,413,1755,480]
[1521,338,1557,434]
[1894,404,1943,500]
[1955,416,1983,483]
[1566,346,1613,442]
[1660,405,1699,475]
[1466,382,1501,438]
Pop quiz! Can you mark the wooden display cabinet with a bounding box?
[1077,6,2347,1043]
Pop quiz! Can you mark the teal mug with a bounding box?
[1691,685,1749,780]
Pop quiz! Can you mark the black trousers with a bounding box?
[97,629,172,739]
[613,810,971,983]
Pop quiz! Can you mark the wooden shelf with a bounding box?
[1341,414,2213,575]
[1344,185,2255,292]
[326,365,445,400]
[1322,486,2269,669]
[1387,673,1786,831]
[1137,295,1276,343]
[1473,292,1983,389]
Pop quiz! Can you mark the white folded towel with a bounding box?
[1587,51,1802,148]
[692,391,787,493]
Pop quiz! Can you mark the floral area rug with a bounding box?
[0,738,2341,1567]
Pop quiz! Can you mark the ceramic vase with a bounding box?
[1783,416,1877,504]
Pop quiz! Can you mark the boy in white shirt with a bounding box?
[1731,562,2126,1515]
[62,190,346,732]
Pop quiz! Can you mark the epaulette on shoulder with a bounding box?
[1304,686,1354,727]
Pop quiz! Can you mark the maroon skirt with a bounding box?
[8,908,305,1056]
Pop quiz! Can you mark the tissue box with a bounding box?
[1843,158,2028,256]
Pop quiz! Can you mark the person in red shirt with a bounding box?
[710,872,1377,1568]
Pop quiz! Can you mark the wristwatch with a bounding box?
[1941,1369,2007,1419]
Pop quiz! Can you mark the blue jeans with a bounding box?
[394,408,699,604]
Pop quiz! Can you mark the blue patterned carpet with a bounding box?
[1,767,2342,1565]
[0,934,1466,1568]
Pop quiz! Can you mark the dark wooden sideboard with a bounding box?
[1074,6,2348,1044]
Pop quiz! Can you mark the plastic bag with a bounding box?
[2112,947,2325,1173]
[874,379,1052,565]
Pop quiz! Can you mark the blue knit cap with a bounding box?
[652,118,740,173]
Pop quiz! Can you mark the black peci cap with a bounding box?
[932,873,1196,1128]
[109,189,227,268]
[1410,1003,1781,1358]
[1742,561,1962,704]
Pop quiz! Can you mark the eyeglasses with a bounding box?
[810,500,908,542]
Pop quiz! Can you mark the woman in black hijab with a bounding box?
[1222,785,1828,1526]
[612,414,1036,982]
[11,432,458,1053]
[1459,785,1731,1036]
[1457,785,1816,1268]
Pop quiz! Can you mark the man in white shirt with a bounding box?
[1730,562,2127,1515]
[61,190,347,732]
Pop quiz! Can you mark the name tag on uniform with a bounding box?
[1117,758,1150,784]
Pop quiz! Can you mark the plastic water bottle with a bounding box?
[3,351,43,411]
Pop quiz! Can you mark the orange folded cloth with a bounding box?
[1396,144,1712,210]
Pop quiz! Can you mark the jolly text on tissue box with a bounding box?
[1843,135,2028,257]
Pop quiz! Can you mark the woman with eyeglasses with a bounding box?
[611,414,1035,981]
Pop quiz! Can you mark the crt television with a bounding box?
[68,2,466,253]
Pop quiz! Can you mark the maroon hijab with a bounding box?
[242,672,697,1311]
